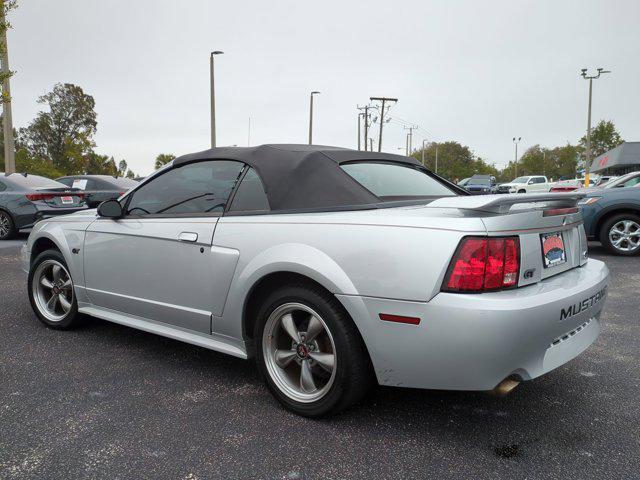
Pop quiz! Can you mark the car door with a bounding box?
[83,160,245,334]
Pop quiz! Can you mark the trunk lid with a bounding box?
[28,187,86,208]
[427,193,588,286]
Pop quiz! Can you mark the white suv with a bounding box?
[498,175,551,194]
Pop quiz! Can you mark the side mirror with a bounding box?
[528,179,535,184]
[97,199,124,218]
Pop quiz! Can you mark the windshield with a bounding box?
[105,177,139,188]
[341,162,456,199]
[511,177,529,183]
[469,178,491,186]
[604,172,640,189]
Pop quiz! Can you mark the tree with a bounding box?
[19,83,97,174]
[155,153,175,170]
[85,152,117,176]
[500,143,579,182]
[413,141,498,181]
[15,148,63,178]
[117,159,128,177]
[579,119,623,163]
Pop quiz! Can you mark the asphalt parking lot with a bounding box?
[1,235,638,480]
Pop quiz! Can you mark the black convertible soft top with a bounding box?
[172,144,455,211]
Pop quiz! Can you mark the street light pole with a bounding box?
[1,4,15,175]
[421,139,428,166]
[210,50,224,148]
[308,91,320,145]
[581,68,610,185]
[513,136,521,177]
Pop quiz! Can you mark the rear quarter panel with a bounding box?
[212,210,486,340]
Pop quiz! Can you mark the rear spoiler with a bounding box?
[428,192,586,214]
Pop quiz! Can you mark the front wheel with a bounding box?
[517,189,526,194]
[28,249,83,329]
[600,213,640,256]
[255,283,373,417]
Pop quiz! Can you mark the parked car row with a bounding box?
[0,173,138,240]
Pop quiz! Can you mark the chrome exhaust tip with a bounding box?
[490,378,520,397]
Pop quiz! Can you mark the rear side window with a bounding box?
[126,160,244,215]
[0,181,6,192]
[340,162,455,198]
[56,178,73,187]
[228,168,270,212]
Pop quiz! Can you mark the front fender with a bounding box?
[26,221,89,303]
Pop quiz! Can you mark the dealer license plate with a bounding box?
[541,231,566,268]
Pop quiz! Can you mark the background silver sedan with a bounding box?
[24,145,609,417]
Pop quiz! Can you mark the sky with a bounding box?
[8,0,640,176]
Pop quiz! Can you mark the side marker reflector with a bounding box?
[379,313,421,325]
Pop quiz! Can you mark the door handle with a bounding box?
[178,232,198,243]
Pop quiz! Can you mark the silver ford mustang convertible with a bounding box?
[23,144,609,416]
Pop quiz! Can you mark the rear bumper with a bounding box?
[17,207,87,229]
[336,259,609,390]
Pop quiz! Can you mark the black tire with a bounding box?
[599,213,640,256]
[517,189,526,194]
[254,282,373,417]
[0,209,16,240]
[28,249,83,329]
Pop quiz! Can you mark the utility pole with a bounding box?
[542,149,545,176]
[210,51,224,148]
[370,96,397,152]
[403,125,418,156]
[435,144,439,174]
[405,133,410,156]
[421,139,428,166]
[369,138,373,152]
[581,68,610,186]
[357,105,371,151]
[513,137,521,177]
[308,91,320,144]
[247,117,251,146]
[1,2,15,175]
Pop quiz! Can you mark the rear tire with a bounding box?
[254,282,373,417]
[599,213,640,256]
[28,249,83,329]
[0,210,16,240]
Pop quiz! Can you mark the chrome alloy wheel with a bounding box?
[32,260,74,322]
[608,220,640,252]
[0,212,11,238]
[262,303,337,403]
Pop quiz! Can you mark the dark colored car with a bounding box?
[55,175,139,208]
[464,175,496,195]
[0,173,86,240]
[579,181,640,256]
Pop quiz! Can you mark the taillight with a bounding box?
[442,236,520,293]
[26,193,54,201]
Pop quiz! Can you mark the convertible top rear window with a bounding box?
[341,162,455,199]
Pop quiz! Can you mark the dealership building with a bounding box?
[591,141,640,175]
